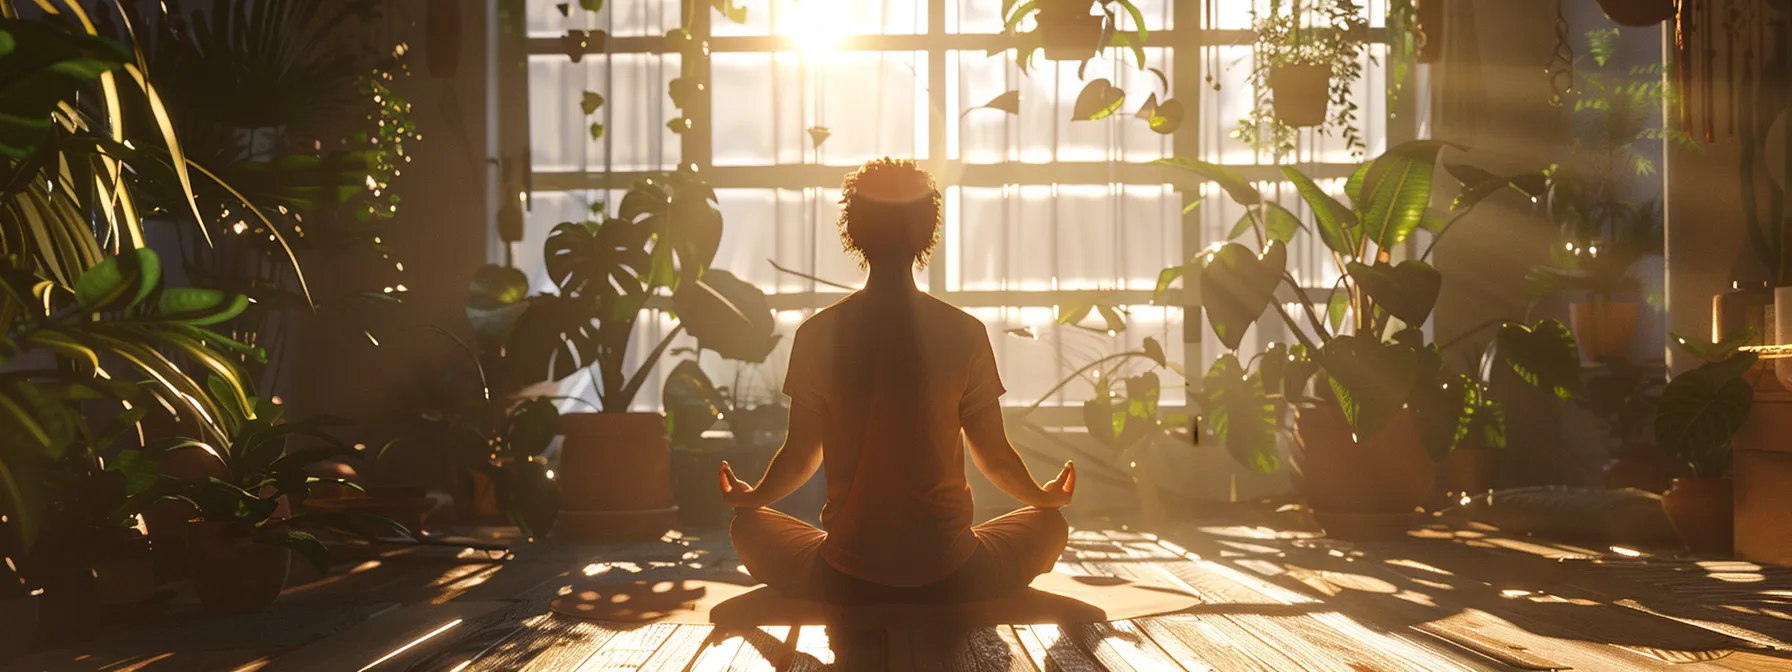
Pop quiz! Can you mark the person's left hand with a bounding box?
[718,461,759,509]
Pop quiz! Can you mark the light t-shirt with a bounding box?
[782,288,1005,587]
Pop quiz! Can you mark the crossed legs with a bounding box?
[730,507,1069,604]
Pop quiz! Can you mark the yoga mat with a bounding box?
[549,572,1200,626]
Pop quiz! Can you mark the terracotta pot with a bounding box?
[90,528,155,608]
[1269,64,1331,127]
[1594,0,1676,26]
[1603,444,1675,493]
[1034,0,1103,61]
[1292,404,1435,540]
[143,443,231,582]
[1439,447,1493,497]
[308,486,433,535]
[1734,391,1792,565]
[556,413,679,540]
[1662,477,1734,554]
[1569,300,1640,361]
[184,523,292,614]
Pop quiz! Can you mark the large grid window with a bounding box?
[520,0,1410,414]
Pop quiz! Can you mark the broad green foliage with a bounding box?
[472,171,777,412]
[0,20,129,159]
[1654,331,1759,478]
[1154,141,1584,469]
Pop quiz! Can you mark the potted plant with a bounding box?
[663,360,791,529]
[1002,0,1147,63]
[1531,29,1688,361]
[1578,358,1672,491]
[1239,0,1370,159]
[154,379,406,614]
[465,172,780,540]
[1156,141,1579,539]
[1653,330,1758,555]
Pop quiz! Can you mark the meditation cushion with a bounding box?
[1438,486,1683,547]
[549,572,1200,626]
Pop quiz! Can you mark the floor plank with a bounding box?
[1063,620,1187,671]
[725,626,791,672]
[637,625,716,672]
[1016,624,1106,672]
[576,623,680,671]
[783,625,834,672]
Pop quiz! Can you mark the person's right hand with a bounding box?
[1035,460,1076,509]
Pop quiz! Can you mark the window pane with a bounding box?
[528,0,679,38]
[951,49,1174,164]
[713,0,924,36]
[529,54,682,173]
[714,52,927,167]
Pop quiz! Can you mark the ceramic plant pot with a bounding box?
[1661,477,1734,555]
[1034,0,1104,61]
[1570,300,1640,361]
[1292,403,1436,540]
[1439,446,1494,498]
[1773,286,1792,389]
[185,523,293,615]
[1269,64,1331,127]
[1712,282,1774,346]
[556,412,679,540]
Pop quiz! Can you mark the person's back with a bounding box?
[785,290,998,586]
[721,158,1075,604]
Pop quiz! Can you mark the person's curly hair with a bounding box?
[837,158,942,270]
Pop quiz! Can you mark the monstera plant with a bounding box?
[1156,141,1580,537]
[463,169,779,540]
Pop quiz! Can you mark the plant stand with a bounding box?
[1733,388,1792,564]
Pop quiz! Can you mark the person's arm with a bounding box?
[963,403,1075,509]
[719,402,825,509]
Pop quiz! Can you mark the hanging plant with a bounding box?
[1236,0,1369,161]
[1003,0,1149,70]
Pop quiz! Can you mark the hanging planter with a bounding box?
[1269,63,1332,128]
[1034,0,1105,61]
[1595,0,1676,26]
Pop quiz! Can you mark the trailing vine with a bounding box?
[1235,0,1370,161]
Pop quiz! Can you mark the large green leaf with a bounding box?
[1261,203,1303,244]
[0,20,131,158]
[1071,79,1126,121]
[544,218,654,303]
[1153,158,1263,206]
[74,248,161,313]
[1671,328,1756,365]
[1199,242,1287,351]
[663,359,725,442]
[505,397,561,458]
[1200,354,1279,473]
[1283,166,1359,256]
[466,264,533,349]
[1655,354,1756,476]
[671,269,781,363]
[1347,260,1442,326]
[1492,319,1583,400]
[1445,164,1546,213]
[154,288,249,325]
[1357,140,1450,252]
[1320,334,1425,440]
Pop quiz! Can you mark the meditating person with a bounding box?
[719,157,1075,605]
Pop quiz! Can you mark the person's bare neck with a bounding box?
[863,258,919,294]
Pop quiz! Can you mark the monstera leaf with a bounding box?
[1199,242,1287,351]
[671,270,780,363]
[1347,260,1442,326]
[544,218,654,306]
[1199,355,1279,473]
[0,20,130,158]
[1320,334,1428,440]
[493,295,602,389]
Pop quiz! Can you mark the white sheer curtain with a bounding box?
[524,0,1401,412]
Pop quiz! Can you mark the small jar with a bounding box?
[1715,280,1775,344]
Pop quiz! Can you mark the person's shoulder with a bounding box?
[792,293,857,337]
[914,292,989,334]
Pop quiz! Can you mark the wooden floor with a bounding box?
[10,509,1792,671]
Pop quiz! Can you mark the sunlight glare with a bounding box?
[785,1,846,54]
